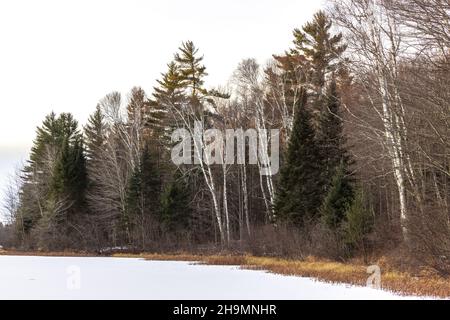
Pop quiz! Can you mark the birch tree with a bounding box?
[331,0,416,239]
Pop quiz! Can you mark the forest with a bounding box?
[1,0,449,275]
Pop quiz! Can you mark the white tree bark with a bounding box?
[331,0,419,240]
[171,103,226,244]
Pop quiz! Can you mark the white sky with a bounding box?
[0,0,324,220]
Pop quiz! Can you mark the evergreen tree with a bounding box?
[276,12,353,230]
[27,112,79,171]
[20,113,86,232]
[150,62,186,147]
[275,91,323,225]
[127,87,148,127]
[280,11,347,131]
[320,161,354,229]
[139,144,161,209]
[46,114,86,212]
[124,164,142,232]
[343,189,373,259]
[152,61,185,107]
[317,78,353,192]
[84,105,109,240]
[52,135,87,204]
[84,105,107,162]
[174,41,208,98]
[173,41,229,104]
[272,11,347,155]
[160,170,192,232]
[21,112,62,232]
[124,144,161,240]
[291,11,346,92]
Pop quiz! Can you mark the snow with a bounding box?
[0,255,422,300]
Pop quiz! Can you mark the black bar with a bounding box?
[0,300,446,319]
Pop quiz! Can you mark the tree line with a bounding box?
[1,0,449,273]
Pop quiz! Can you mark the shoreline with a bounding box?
[1,250,448,298]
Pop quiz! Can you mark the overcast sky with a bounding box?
[0,0,324,220]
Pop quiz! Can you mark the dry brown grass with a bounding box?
[0,250,95,257]
[113,252,450,298]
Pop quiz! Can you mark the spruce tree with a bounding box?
[84,105,107,162]
[139,144,161,210]
[343,189,373,260]
[127,87,148,127]
[124,144,161,238]
[320,161,354,229]
[160,170,192,232]
[317,78,353,192]
[124,164,142,233]
[26,112,84,197]
[275,91,323,226]
[27,112,79,170]
[84,105,109,233]
[21,112,63,231]
[47,114,86,208]
[52,135,87,204]
[20,113,86,237]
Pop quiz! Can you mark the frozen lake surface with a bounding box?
[0,255,417,300]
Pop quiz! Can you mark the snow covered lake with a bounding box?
[0,255,417,300]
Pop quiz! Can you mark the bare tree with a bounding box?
[330,0,418,239]
[2,168,23,227]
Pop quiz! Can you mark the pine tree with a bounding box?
[150,62,186,147]
[173,41,229,103]
[152,61,185,107]
[291,11,346,92]
[174,41,208,98]
[272,11,347,153]
[275,91,323,226]
[283,11,347,135]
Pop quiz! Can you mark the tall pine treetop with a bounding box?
[174,41,208,97]
[152,62,185,105]
[291,11,346,90]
